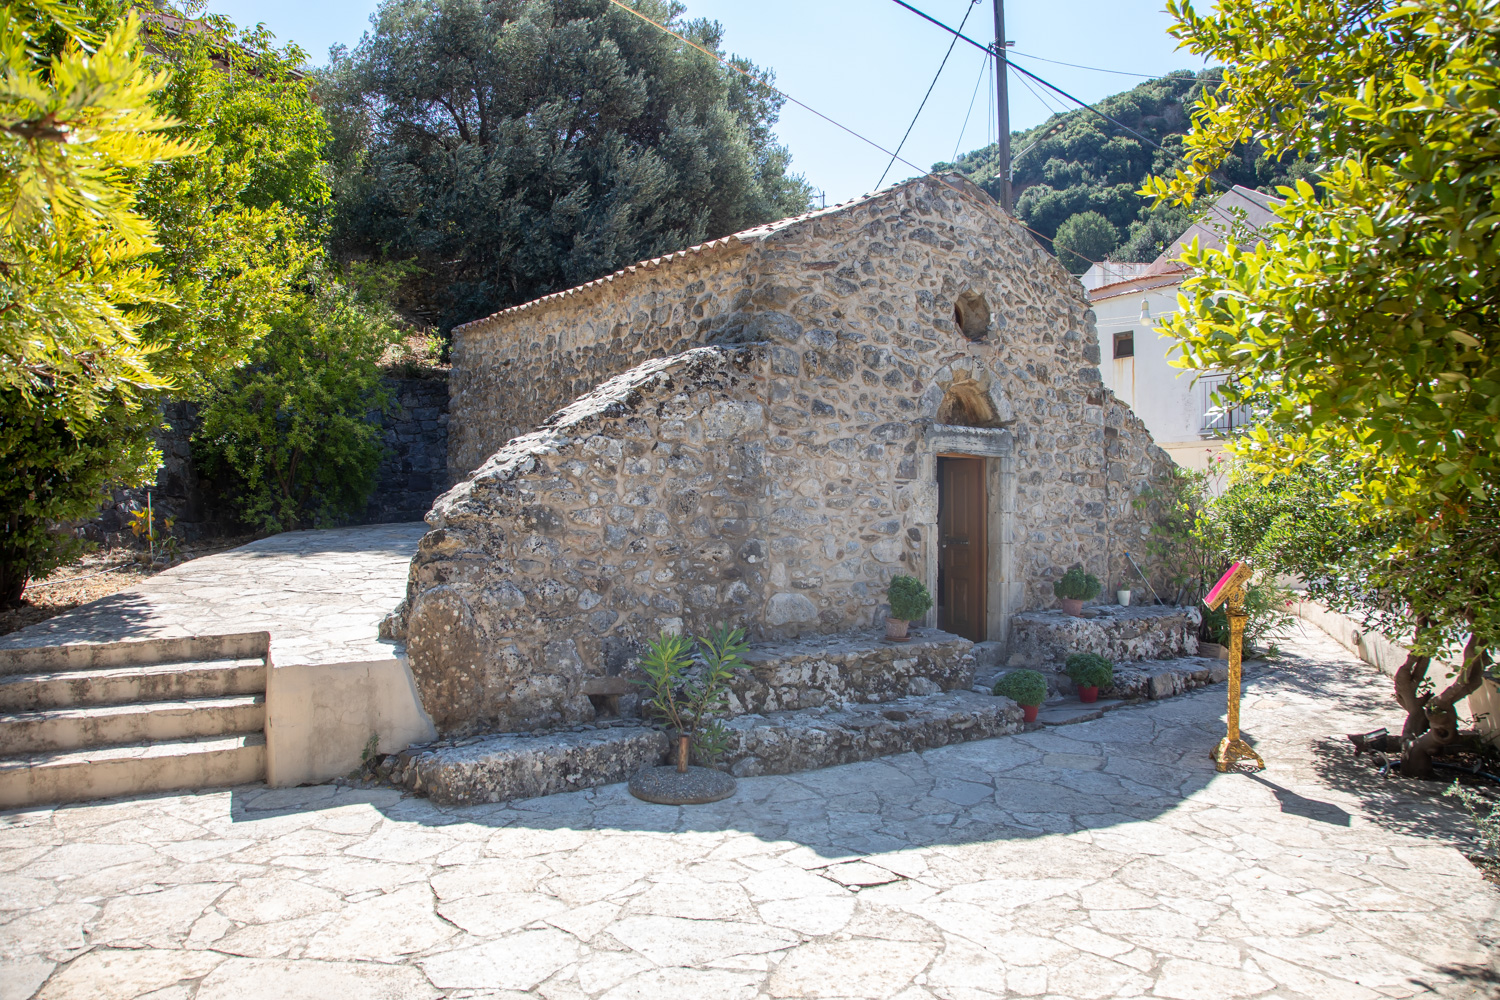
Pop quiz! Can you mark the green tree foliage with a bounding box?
[937,69,1311,262]
[1052,211,1118,273]
[322,0,813,329]
[0,3,191,602]
[194,274,404,533]
[1145,0,1499,774]
[140,8,412,536]
[137,6,331,394]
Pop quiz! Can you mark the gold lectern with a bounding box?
[1203,561,1265,773]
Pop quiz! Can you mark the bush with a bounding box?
[194,274,403,533]
[1065,653,1114,689]
[993,669,1048,707]
[1053,566,1102,601]
[888,575,934,622]
[633,625,750,766]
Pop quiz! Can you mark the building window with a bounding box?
[1112,331,1134,359]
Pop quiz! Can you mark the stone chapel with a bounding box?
[386,173,1176,734]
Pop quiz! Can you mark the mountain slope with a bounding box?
[934,69,1313,266]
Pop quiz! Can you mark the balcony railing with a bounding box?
[1199,373,1253,435]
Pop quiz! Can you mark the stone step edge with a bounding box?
[378,691,1025,806]
[0,733,266,810]
[0,661,268,711]
[975,655,1239,701]
[0,694,266,726]
[0,731,267,769]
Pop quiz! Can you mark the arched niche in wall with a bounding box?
[937,379,1004,428]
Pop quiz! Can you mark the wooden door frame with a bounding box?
[915,425,1018,646]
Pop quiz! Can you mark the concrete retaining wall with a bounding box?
[1292,599,1498,745]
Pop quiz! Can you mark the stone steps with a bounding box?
[0,696,265,753]
[0,634,269,808]
[0,657,267,711]
[0,734,265,809]
[975,654,1233,701]
[381,690,1024,806]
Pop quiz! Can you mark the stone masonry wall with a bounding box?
[362,374,452,524]
[399,347,772,733]
[447,242,757,476]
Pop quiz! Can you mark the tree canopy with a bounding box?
[1150,0,1499,774]
[323,0,813,330]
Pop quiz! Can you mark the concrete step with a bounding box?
[0,733,265,809]
[0,658,266,711]
[0,696,265,754]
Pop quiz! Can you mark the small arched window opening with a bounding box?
[953,290,990,341]
[937,381,1001,428]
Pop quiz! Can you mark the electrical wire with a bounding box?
[604,0,928,181]
[877,0,980,189]
[951,49,990,163]
[882,0,1171,154]
[603,0,1115,271]
[1008,49,1158,80]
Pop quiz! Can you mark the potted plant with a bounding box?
[1116,586,1132,607]
[1053,566,1101,616]
[886,575,933,640]
[993,669,1048,723]
[1065,652,1114,703]
[632,626,748,785]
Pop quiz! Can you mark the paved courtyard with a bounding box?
[2,626,1497,1000]
[0,524,426,665]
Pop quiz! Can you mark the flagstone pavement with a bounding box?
[2,626,1496,1000]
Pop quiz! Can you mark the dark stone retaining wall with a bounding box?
[78,373,450,546]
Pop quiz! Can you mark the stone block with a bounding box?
[729,629,974,714]
[1007,605,1201,668]
[387,725,669,805]
[722,691,1023,777]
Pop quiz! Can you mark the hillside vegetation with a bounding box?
[935,69,1313,270]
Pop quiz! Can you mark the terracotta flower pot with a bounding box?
[1021,704,1040,723]
[1059,597,1084,616]
[884,616,910,640]
[1078,685,1099,703]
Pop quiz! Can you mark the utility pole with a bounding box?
[993,0,1012,213]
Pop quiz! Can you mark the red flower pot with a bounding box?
[1022,704,1039,723]
[1078,685,1099,704]
[1059,598,1084,616]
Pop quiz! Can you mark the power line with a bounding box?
[877,0,981,189]
[882,0,1171,155]
[1009,49,1158,80]
[604,0,930,183]
[602,0,1115,270]
[951,49,990,163]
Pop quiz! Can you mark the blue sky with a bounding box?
[204,0,1203,203]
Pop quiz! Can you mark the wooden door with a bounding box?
[938,456,987,641]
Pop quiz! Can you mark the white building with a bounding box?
[1083,185,1281,475]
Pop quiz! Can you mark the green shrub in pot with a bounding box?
[885,575,933,639]
[992,670,1049,722]
[1065,652,1113,702]
[1053,567,1102,601]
